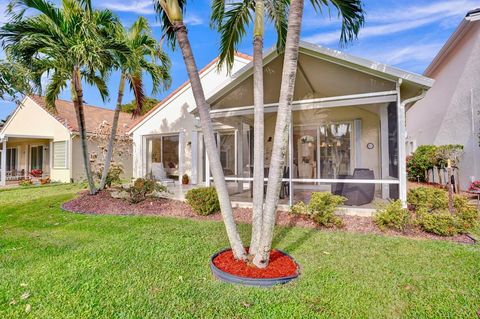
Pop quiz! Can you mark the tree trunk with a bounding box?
[72,66,97,194]
[173,23,247,260]
[253,0,304,268]
[99,72,126,190]
[249,0,265,256]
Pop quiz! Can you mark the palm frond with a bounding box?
[153,0,187,49]
[265,0,289,52]
[127,72,145,117]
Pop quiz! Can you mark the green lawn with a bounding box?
[1,185,479,318]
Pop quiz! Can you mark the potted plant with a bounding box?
[182,174,189,185]
[469,180,480,192]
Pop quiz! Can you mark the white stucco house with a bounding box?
[407,9,480,190]
[0,95,134,185]
[129,41,433,210]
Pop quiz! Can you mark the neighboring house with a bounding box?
[0,95,134,185]
[129,41,433,210]
[407,9,480,190]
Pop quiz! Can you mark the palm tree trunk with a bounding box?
[173,22,247,260]
[72,65,97,195]
[99,72,126,190]
[249,0,265,256]
[253,0,304,268]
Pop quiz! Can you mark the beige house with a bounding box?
[407,9,480,190]
[130,42,433,211]
[0,95,134,185]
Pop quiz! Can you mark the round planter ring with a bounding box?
[210,249,300,287]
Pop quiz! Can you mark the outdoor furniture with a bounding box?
[467,190,480,210]
[151,163,176,186]
[332,168,375,206]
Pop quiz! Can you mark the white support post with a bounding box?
[191,131,198,185]
[289,117,294,207]
[397,82,407,206]
[178,131,185,184]
[380,105,390,199]
[1,138,7,186]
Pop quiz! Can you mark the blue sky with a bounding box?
[1,0,480,121]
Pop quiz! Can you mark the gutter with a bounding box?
[403,90,428,112]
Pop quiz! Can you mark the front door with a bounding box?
[30,145,44,171]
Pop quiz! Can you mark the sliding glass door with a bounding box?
[146,134,179,179]
[30,146,43,171]
[293,122,352,180]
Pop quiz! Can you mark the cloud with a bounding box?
[304,0,480,45]
[101,1,155,15]
[184,14,204,26]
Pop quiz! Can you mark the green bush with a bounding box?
[374,200,411,231]
[453,196,479,231]
[407,187,448,210]
[126,178,167,204]
[407,145,437,182]
[417,210,459,236]
[291,192,345,227]
[185,187,220,216]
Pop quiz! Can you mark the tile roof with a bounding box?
[29,95,135,135]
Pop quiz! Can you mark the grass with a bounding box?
[0,185,479,318]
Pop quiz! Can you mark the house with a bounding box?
[0,95,134,185]
[129,41,433,211]
[407,9,480,190]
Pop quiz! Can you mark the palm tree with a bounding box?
[1,0,126,194]
[0,58,38,102]
[99,17,171,190]
[210,0,288,255]
[252,0,365,268]
[154,0,247,260]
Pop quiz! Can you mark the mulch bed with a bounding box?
[213,249,298,279]
[62,190,476,245]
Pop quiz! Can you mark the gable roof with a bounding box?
[205,41,434,108]
[127,52,253,134]
[424,8,480,76]
[29,95,135,135]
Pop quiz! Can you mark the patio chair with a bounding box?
[151,163,176,186]
[340,168,376,206]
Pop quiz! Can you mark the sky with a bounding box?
[1,0,480,121]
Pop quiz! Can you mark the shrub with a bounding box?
[407,187,448,211]
[454,196,479,231]
[291,192,345,227]
[417,210,459,236]
[407,145,437,182]
[95,163,124,188]
[19,179,33,187]
[125,177,167,204]
[374,200,411,231]
[185,187,220,216]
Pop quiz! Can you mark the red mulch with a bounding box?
[213,249,298,279]
[62,190,476,245]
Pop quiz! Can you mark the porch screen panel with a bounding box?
[319,123,352,179]
[30,146,43,170]
[6,148,17,171]
[387,102,399,199]
[53,141,68,169]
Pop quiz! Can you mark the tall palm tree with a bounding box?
[1,0,126,194]
[154,0,247,260]
[252,0,365,268]
[0,57,38,102]
[99,17,171,190]
[210,0,288,255]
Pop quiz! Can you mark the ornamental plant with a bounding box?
[291,192,345,227]
[374,200,411,232]
[469,181,480,192]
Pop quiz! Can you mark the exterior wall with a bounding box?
[4,139,50,174]
[407,23,480,190]
[71,136,133,182]
[0,97,72,182]
[131,56,251,183]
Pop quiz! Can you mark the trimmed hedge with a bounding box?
[291,192,345,227]
[185,187,220,216]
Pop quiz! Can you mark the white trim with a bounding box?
[212,176,399,184]
[0,139,6,185]
[209,91,398,119]
[380,104,390,199]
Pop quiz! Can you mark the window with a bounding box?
[5,148,17,171]
[53,141,68,169]
[146,135,179,179]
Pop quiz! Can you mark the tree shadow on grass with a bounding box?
[272,215,318,254]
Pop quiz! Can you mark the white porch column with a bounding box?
[1,138,7,186]
[191,131,198,185]
[289,117,294,207]
[380,105,390,199]
[178,130,185,183]
[397,83,407,206]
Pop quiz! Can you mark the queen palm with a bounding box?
[253,0,365,268]
[210,0,289,256]
[154,0,247,260]
[99,17,171,190]
[1,0,125,194]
